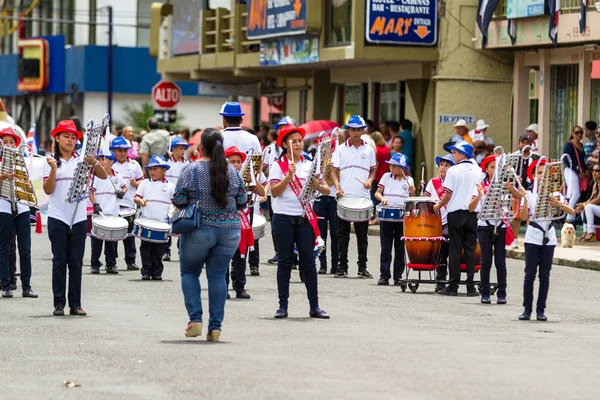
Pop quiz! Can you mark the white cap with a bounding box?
[453,119,469,128]
[476,119,489,130]
[526,123,539,134]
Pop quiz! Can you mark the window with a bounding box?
[38,0,54,37]
[343,84,362,121]
[60,0,75,45]
[590,79,600,123]
[325,0,352,46]
[137,0,153,47]
[549,64,579,159]
[380,83,399,122]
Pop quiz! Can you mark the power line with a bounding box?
[0,15,150,29]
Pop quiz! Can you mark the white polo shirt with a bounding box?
[112,159,144,210]
[0,198,29,215]
[222,127,261,156]
[443,159,480,213]
[424,177,449,225]
[165,157,189,188]
[135,178,175,223]
[43,154,88,225]
[262,142,282,171]
[269,157,312,216]
[331,139,376,199]
[91,172,127,217]
[378,173,414,207]
[523,191,566,246]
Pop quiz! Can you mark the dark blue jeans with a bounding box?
[0,212,32,291]
[523,243,554,314]
[478,226,507,297]
[379,221,405,280]
[91,237,117,269]
[48,217,86,309]
[313,196,338,271]
[272,214,319,310]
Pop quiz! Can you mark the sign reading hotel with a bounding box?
[247,0,308,40]
[365,0,438,46]
[506,0,545,19]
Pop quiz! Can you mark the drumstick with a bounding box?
[96,162,120,194]
[420,162,426,196]
[289,140,294,163]
[355,177,365,185]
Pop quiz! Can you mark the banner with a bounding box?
[365,0,438,46]
[247,0,307,39]
[259,36,318,66]
[506,0,545,19]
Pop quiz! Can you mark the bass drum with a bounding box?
[403,197,442,265]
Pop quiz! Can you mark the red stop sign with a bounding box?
[152,80,181,109]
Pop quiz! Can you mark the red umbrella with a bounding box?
[299,120,340,141]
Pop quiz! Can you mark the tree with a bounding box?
[120,102,185,132]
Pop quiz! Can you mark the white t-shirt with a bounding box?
[165,157,189,188]
[523,191,566,246]
[0,198,29,215]
[263,142,282,170]
[331,139,376,199]
[531,139,539,152]
[378,173,414,207]
[43,155,89,225]
[135,179,175,222]
[443,160,481,213]
[91,172,127,217]
[269,157,313,216]
[112,159,144,210]
[222,127,261,156]
[424,176,449,225]
[361,134,376,154]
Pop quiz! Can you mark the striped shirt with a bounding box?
[135,178,175,222]
[331,139,376,198]
[378,173,413,207]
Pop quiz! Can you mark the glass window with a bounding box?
[137,0,153,47]
[529,99,539,125]
[591,79,600,122]
[549,64,579,159]
[344,84,362,122]
[325,0,352,46]
[38,0,54,36]
[380,82,399,122]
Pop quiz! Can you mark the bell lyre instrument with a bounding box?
[241,148,263,207]
[299,131,332,208]
[0,142,38,210]
[533,154,570,222]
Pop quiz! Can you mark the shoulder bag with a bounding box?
[572,142,590,193]
[170,165,203,234]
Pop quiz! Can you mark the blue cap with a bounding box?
[97,149,115,161]
[442,134,464,152]
[171,136,190,149]
[273,116,295,130]
[386,152,409,170]
[219,101,245,117]
[145,155,170,170]
[110,136,132,150]
[448,140,474,159]
[344,115,367,130]
[435,153,455,168]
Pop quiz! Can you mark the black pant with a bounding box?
[9,225,16,286]
[272,214,319,310]
[91,237,117,269]
[436,224,450,282]
[48,218,86,309]
[447,211,477,291]
[121,210,137,265]
[140,241,164,278]
[337,217,368,272]
[523,243,554,314]
[0,212,32,291]
[163,236,179,255]
[478,225,507,297]
[248,239,259,267]
[314,196,338,271]
[379,221,405,280]
[229,249,247,293]
[267,196,278,255]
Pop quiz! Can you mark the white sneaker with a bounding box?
[508,240,519,250]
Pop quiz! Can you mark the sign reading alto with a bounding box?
[247,0,307,39]
[366,0,438,46]
[152,80,181,124]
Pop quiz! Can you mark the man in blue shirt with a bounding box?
[397,119,414,171]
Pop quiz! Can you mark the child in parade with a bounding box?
[89,150,127,275]
[43,120,107,316]
[374,153,415,286]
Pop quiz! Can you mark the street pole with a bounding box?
[107,5,113,120]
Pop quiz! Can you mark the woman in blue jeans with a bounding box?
[172,128,246,341]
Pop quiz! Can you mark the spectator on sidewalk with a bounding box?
[139,118,170,169]
[526,123,539,152]
[583,120,598,168]
[398,119,415,171]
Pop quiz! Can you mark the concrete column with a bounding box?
[513,52,530,148]
[311,70,335,120]
[579,51,592,125]
[538,49,551,156]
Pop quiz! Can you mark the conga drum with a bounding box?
[403,197,443,265]
[460,242,482,267]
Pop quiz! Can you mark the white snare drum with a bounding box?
[252,214,266,239]
[91,215,129,241]
[119,208,136,218]
[376,204,404,222]
[337,196,373,222]
[133,218,172,243]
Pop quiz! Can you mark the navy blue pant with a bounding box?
[0,212,32,291]
[379,221,405,280]
[120,210,137,265]
[140,241,164,278]
[48,218,86,309]
[248,239,259,267]
[91,237,117,269]
[267,197,278,254]
[447,211,477,290]
[523,243,554,314]
[313,196,338,271]
[478,225,507,297]
[272,214,319,310]
[228,249,247,293]
[337,218,368,272]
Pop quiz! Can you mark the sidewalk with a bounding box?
[357,224,600,271]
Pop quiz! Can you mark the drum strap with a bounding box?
[238,208,255,258]
[277,158,323,250]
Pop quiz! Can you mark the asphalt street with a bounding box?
[1,228,599,399]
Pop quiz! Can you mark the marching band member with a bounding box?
[432,141,479,296]
[518,160,574,321]
[111,137,144,271]
[374,153,414,286]
[269,125,330,319]
[220,101,261,155]
[0,127,37,299]
[163,136,190,261]
[134,156,175,280]
[423,154,454,292]
[332,115,376,278]
[43,120,107,316]
[89,150,127,275]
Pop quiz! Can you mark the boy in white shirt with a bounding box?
[89,150,127,275]
[134,156,175,280]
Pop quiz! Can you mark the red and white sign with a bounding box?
[152,80,181,109]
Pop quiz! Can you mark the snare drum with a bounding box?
[376,204,404,222]
[119,208,136,218]
[337,197,373,222]
[252,214,266,239]
[403,197,443,265]
[91,215,128,241]
[133,219,171,243]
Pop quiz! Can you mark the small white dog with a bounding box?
[561,223,576,248]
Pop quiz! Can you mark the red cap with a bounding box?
[0,127,21,147]
[224,145,247,163]
[527,159,547,181]
[480,154,496,172]
[51,120,83,140]
[276,124,306,148]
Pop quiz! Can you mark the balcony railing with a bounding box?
[493,0,592,19]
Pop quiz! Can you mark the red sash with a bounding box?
[431,177,445,199]
[238,208,254,258]
[277,157,323,250]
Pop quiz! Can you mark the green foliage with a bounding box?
[119,102,185,132]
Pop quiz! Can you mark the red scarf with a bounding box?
[238,208,254,257]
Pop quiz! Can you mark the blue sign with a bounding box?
[506,0,545,19]
[365,0,438,46]
[247,0,307,40]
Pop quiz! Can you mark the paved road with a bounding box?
[1,229,599,399]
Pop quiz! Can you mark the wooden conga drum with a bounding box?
[403,197,443,265]
[460,242,482,266]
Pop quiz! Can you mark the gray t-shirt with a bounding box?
[140,129,171,157]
